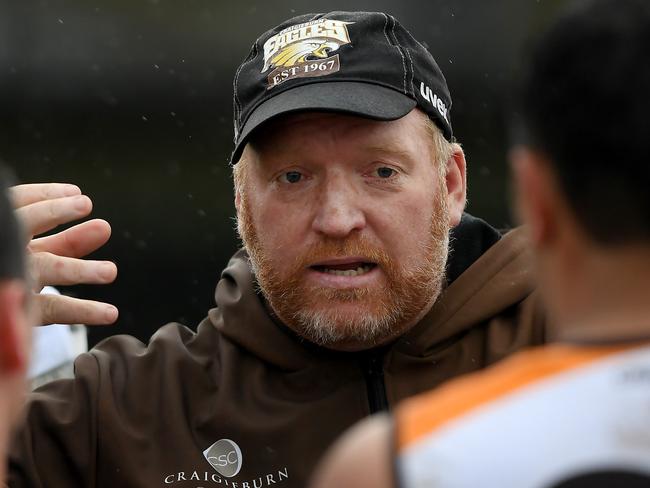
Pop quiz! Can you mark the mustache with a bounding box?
[288,236,393,274]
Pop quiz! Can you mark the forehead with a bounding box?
[248,109,431,158]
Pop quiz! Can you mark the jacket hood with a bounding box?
[395,222,534,356]
[212,214,535,368]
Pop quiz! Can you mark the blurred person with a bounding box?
[0,169,32,483]
[9,11,546,488]
[310,1,650,487]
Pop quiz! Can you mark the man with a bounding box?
[8,12,544,488]
[310,1,650,487]
[0,169,32,483]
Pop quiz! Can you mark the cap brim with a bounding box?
[231,81,417,163]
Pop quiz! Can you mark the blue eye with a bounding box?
[376,167,396,178]
[283,171,302,183]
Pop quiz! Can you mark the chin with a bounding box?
[289,301,406,351]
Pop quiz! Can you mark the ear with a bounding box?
[445,144,467,227]
[0,281,28,375]
[509,146,557,247]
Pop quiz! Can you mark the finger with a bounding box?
[29,219,112,258]
[9,183,81,208]
[16,195,92,238]
[35,293,118,326]
[31,252,117,287]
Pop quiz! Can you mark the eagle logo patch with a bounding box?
[262,19,353,89]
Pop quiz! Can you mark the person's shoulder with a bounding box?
[84,319,220,395]
[92,319,219,365]
[394,344,626,452]
[91,322,196,358]
[85,323,178,366]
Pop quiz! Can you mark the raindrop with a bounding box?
[448,58,453,64]
[197,209,207,217]
[154,64,160,69]
[170,111,176,117]
[58,18,64,24]
[142,115,148,121]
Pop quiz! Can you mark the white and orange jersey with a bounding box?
[394,343,650,488]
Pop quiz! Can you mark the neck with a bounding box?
[548,244,650,343]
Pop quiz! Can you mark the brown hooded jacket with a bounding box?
[8,215,545,488]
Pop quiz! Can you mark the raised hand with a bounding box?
[9,183,119,326]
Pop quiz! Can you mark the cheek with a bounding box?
[247,192,313,250]
[368,191,436,258]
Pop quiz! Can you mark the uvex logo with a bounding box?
[203,439,243,478]
[419,81,449,123]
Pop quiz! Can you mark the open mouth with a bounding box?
[310,262,377,277]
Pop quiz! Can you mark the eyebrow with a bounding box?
[361,145,415,162]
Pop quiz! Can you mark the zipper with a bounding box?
[361,353,389,413]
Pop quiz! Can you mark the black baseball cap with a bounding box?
[231,11,453,164]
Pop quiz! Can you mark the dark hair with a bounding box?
[518,0,650,244]
[0,166,25,281]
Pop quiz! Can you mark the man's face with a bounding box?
[236,109,456,351]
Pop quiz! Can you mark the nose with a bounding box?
[311,174,366,239]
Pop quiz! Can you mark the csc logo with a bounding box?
[210,450,238,467]
[203,439,243,478]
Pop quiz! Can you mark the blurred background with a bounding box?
[1,0,567,346]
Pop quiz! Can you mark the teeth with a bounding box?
[322,265,372,277]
